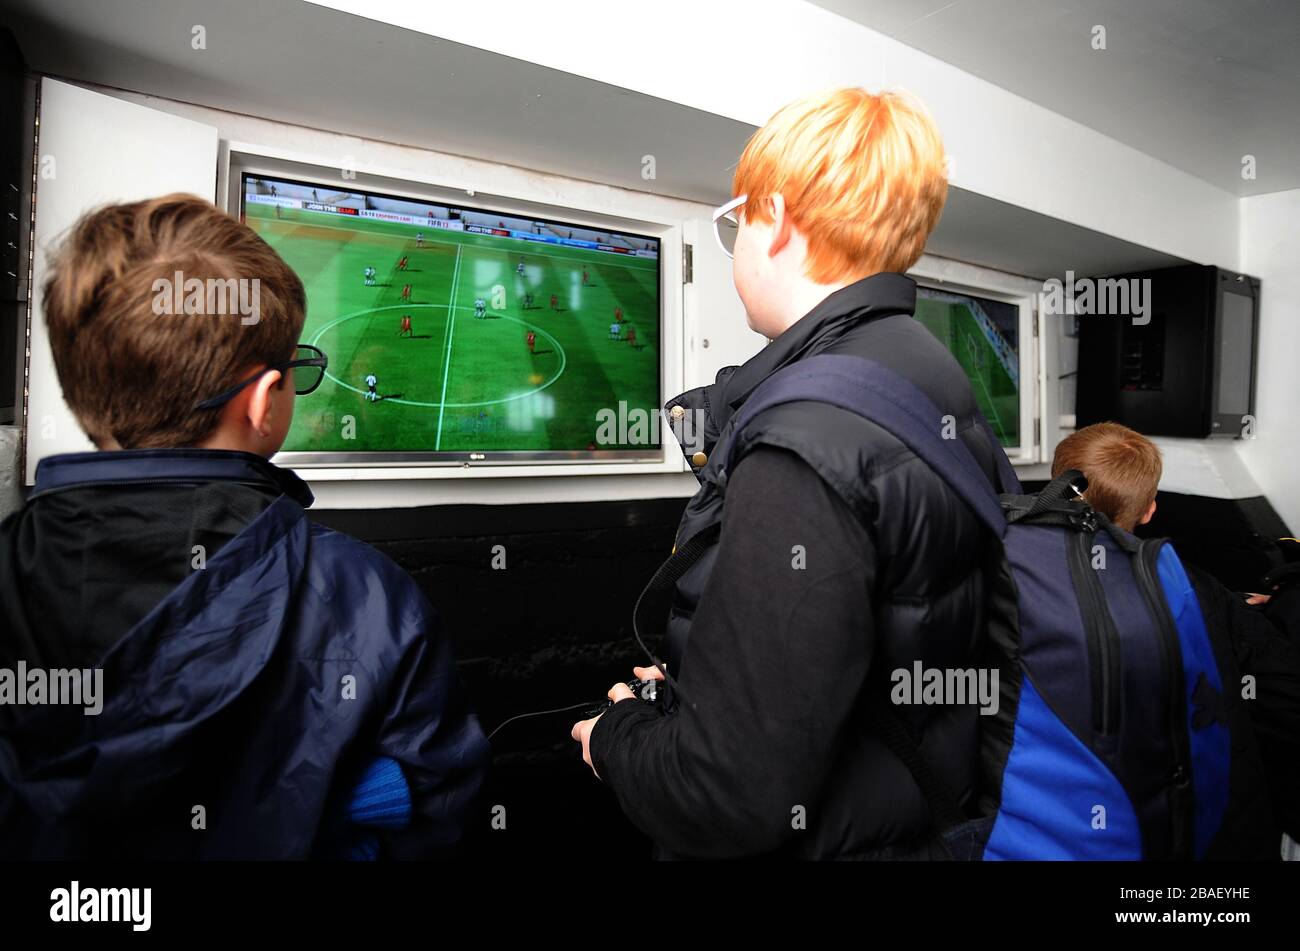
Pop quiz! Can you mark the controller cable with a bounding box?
[487,530,699,743]
[486,701,598,743]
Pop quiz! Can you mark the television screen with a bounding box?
[240,174,662,464]
[913,285,1021,448]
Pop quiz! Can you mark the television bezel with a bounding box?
[224,153,680,474]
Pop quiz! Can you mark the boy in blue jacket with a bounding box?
[1053,422,1300,850]
[0,194,489,858]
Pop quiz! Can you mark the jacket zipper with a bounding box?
[1066,528,1121,735]
[1134,538,1195,860]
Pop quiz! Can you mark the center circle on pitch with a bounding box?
[307,303,567,408]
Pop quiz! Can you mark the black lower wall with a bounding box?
[312,497,689,858]
[311,486,1291,858]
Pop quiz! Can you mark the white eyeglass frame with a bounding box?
[711,193,747,259]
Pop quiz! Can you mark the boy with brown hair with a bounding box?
[1053,422,1300,845]
[1052,420,1162,531]
[0,194,488,858]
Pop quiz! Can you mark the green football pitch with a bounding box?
[913,299,1020,447]
[246,203,660,453]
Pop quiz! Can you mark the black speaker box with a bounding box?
[1076,263,1259,438]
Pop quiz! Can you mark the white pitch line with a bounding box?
[435,244,463,450]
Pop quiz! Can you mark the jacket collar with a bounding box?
[30,448,314,508]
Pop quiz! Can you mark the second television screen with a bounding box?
[242,175,661,461]
[913,285,1021,449]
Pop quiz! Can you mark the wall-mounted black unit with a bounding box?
[1076,263,1259,439]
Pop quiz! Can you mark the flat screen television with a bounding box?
[913,284,1023,450]
[240,173,663,466]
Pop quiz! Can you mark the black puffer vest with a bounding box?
[659,273,1006,857]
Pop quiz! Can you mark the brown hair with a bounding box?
[42,193,305,448]
[1051,422,1163,531]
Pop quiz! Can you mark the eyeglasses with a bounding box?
[712,193,746,259]
[193,344,329,411]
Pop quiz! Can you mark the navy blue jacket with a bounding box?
[0,450,489,859]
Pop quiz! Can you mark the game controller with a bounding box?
[582,678,662,719]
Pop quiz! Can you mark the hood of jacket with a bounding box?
[0,450,315,823]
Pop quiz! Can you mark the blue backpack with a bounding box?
[710,353,1231,860]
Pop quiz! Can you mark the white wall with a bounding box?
[307,0,1241,271]
[26,80,219,482]
[26,60,1280,512]
[66,86,764,508]
[1239,188,1300,531]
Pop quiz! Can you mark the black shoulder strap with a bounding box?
[720,353,1017,538]
[872,704,968,833]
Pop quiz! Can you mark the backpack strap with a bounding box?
[872,704,968,834]
[719,353,1015,538]
[1008,467,1143,554]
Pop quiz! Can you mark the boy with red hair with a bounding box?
[574,88,1006,858]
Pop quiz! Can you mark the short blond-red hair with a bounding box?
[732,87,948,284]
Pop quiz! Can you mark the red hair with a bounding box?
[732,87,948,283]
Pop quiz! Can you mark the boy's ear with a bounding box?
[243,368,283,438]
[1140,499,1157,526]
[766,193,793,258]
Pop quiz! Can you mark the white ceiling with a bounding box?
[0,0,754,207]
[810,0,1300,196]
[0,0,1188,276]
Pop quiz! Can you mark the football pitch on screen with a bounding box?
[913,300,1020,447]
[246,203,661,453]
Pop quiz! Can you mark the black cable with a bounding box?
[486,701,598,742]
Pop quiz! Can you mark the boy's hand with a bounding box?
[571,679,639,778]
